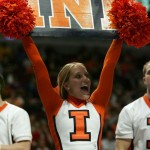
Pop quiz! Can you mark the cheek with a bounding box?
[69,80,80,88]
[148,77,150,83]
[145,77,150,85]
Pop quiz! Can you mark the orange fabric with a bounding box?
[143,94,150,108]
[0,102,8,112]
[69,110,90,140]
[22,37,63,150]
[22,36,123,150]
[22,37,63,115]
[90,39,123,108]
[89,39,123,150]
[67,96,86,108]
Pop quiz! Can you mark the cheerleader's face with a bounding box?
[64,64,91,100]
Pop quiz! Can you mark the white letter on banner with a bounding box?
[28,0,45,28]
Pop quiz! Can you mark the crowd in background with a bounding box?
[0,38,149,150]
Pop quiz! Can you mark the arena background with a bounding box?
[0,35,150,149]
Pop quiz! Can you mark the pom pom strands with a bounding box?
[0,0,35,39]
[108,0,150,48]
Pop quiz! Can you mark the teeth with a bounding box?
[82,85,88,87]
[81,86,88,89]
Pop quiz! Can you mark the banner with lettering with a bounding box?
[28,0,117,39]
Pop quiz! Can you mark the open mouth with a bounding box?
[80,85,89,93]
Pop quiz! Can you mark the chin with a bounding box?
[82,95,90,101]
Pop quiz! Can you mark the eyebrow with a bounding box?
[73,72,89,76]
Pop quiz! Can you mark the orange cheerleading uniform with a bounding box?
[22,37,122,150]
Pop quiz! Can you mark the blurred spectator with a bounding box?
[101,129,115,150]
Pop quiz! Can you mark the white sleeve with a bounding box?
[115,106,133,139]
[11,108,32,142]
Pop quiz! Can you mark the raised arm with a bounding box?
[22,36,62,113]
[90,39,123,107]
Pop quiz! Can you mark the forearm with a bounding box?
[98,39,123,94]
[22,36,48,74]
[22,37,51,92]
[22,36,61,112]
[0,141,31,150]
[116,139,132,150]
[91,39,123,105]
[104,39,123,66]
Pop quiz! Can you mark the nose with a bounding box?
[82,75,91,88]
[83,75,90,82]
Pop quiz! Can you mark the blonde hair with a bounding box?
[57,62,85,99]
[143,61,150,76]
